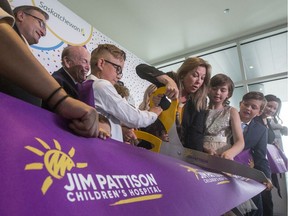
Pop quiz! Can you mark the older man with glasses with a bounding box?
[88,44,163,142]
[13,5,48,45]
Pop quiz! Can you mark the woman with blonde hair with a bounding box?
[136,57,211,150]
[138,84,157,111]
[138,84,169,146]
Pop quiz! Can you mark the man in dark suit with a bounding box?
[239,91,273,216]
[52,46,91,100]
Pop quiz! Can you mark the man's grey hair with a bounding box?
[13,5,49,20]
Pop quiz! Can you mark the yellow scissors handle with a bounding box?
[134,130,162,153]
[149,87,178,132]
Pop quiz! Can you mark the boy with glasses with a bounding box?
[88,44,162,142]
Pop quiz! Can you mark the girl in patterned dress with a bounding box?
[204,74,256,215]
[203,74,244,160]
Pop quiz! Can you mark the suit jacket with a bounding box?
[52,68,79,99]
[244,118,271,179]
[254,116,275,144]
[181,99,207,151]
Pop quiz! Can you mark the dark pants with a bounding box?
[261,190,273,216]
[246,194,263,216]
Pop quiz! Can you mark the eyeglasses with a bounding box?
[104,59,123,77]
[23,12,46,30]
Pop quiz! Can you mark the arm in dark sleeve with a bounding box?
[252,129,271,179]
[136,64,175,88]
[136,64,177,110]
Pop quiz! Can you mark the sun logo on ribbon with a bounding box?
[24,137,87,195]
[180,164,200,180]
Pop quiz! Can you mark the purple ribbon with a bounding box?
[267,144,288,173]
[0,93,265,216]
[234,149,253,167]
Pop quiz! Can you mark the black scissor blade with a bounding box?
[160,142,268,183]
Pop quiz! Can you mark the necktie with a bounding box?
[241,122,248,134]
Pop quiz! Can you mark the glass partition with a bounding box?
[197,46,243,83]
[229,86,246,110]
[241,32,288,79]
[248,78,288,101]
[156,58,185,73]
[152,26,288,209]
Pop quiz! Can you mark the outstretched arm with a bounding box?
[221,107,244,160]
[0,19,98,137]
[136,64,179,100]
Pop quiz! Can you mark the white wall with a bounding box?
[11,0,150,107]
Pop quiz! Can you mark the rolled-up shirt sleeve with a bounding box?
[92,78,158,128]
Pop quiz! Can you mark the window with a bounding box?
[152,26,288,196]
[229,86,245,110]
[241,32,287,79]
[197,46,243,82]
[156,58,185,73]
[248,79,288,101]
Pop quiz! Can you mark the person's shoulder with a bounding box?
[253,115,263,124]
[52,68,64,75]
[166,71,177,80]
[250,118,267,131]
[229,106,240,118]
[94,78,111,86]
[0,8,14,26]
[90,77,114,91]
[51,68,66,80]
[229,106,241,114]
[0,0,15,25]
[227,105,235,111]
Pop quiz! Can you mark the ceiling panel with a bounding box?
[58,0,287,64]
